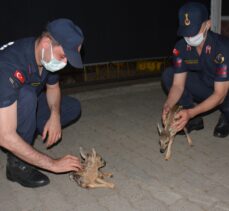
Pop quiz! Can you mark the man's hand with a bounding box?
[51,155,82,173]
[173,109,191,132]
[42,113,61,148]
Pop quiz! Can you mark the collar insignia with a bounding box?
[205,45,211,54]
[186,45,192,51]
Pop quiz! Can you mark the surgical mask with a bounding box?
[41,44,67,72]
[184,26,208,47]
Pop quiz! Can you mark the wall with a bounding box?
[0,0,210,64]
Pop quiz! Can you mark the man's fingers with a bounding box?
[72,163,82,171]
[42,127,48,140]
[66,155,82,170]
[46,133,55,147]
[56,133,61,141]
[175,120,186,132]
[52,155,83,173]
[66,155,81,162]
[46,139,55,148]
[46,134,61,148]
[71,167,81,172]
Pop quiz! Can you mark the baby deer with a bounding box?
[157,105,193,160]
[70,147,114,189]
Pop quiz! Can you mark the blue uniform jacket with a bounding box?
[172,31,229,87]
[0,37,59,108]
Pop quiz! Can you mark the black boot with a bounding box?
[177,116,204,135]
[214,114,229,138]
[6,154,50,188]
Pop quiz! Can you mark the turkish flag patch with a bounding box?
[14,70,25,84]
[173,48,179,56]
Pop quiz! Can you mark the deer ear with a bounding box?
[91,148,96,158]
[157,123,162,134]
[79,147,87,160]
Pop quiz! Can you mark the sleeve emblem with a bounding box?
[214,53,225,64]
[14,70,25,84]
[173,48,180,56]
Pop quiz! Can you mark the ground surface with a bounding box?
[0,81,229,211]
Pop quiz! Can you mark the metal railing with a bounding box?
[59,56,170,88]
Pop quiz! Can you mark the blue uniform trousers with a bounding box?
[162,67,229,121]
[17,85,81,144]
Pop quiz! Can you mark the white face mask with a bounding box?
[184,26,208,47]
[41,44,67,72]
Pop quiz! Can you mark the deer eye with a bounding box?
[165,140,170,144]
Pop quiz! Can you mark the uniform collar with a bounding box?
[25,37,39,75]
[202,30,214,54]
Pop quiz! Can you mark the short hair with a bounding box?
[37,31,59,46]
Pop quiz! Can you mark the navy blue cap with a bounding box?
[47,18,84,68]
[177,2,209,37]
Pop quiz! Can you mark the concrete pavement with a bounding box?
[0,81,229,211]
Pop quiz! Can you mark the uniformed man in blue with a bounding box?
[162,2,229,138]
[0,18,84,187]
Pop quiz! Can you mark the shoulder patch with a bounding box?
[173,48,179,56]
[214,53,225,64]
[14,70,25,84]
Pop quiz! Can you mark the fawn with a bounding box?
[70,147,114,189]
[157,105,193,160]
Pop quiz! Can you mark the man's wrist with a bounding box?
[49,158,57,173]
[164,102,172,110]
[50,110,60,118]
[187,108,196,119]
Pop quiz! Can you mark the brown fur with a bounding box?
[70,147,114,189]
[158,105,193,160]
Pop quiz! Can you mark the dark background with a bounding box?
[0,0,220,65]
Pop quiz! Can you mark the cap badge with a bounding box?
[184,13,190,26]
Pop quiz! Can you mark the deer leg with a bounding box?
[95,178,115,189]
[99,171,113,179]
[86,182,109,189]
[165,137,174,160]
[183,127,193,146]
[87,182,114,189]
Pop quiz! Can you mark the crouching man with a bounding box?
[162,2,229,138]
[0,18,84,187]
